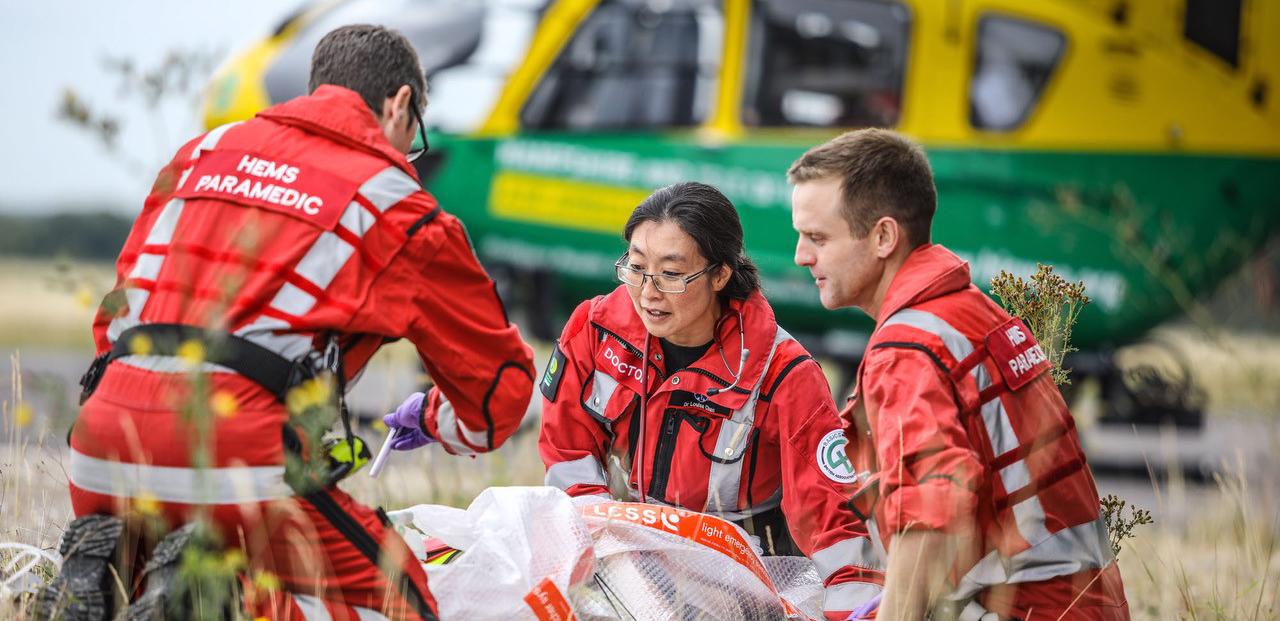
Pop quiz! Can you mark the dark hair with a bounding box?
[309,24,427,116]
[787,128,936,248]
[623,182,761,301]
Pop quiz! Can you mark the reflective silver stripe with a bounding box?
[1006,514,1111,582]
[433,395,485,454]
[104,123,240,348]
[546,455,607,491]
[338,200,376,237]
[881,309,974,364]
[130,253,164,281]
[584,370,619,419]
[359,166,421,212]
[69,449,292,504]
[106,288,150,342]
[880,313,1115,602]
[878,309,1046,544]
[196,121,241,154]
[292,594,333,620]
[959,601,997,621]
[706,327,789,513]
[709,487,782,522]
[234,316,314,361]
[823,581,883,613]
[293,231,356,291]
[115,355,235,375]
[254,168,398,330]
[812,537,882,581]
[145,199,185,245]
[948,515,1114,602]
[354,606,390,621]
[269,282,317,317]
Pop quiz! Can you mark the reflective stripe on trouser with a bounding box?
[823,580,883,614]
[69,448,292,504]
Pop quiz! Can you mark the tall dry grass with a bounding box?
[1,257,1278,619]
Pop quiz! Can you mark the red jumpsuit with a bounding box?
[538,286,883,619]
[68,85,535,620]
[844,244,1129,620]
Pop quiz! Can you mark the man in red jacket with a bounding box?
[538,182,884,620]
[41,25,534,621]
[788,129,1128,620]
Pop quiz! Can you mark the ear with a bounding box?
[711,263,733,293]
[872,217,902,259]
[380,85,414,127]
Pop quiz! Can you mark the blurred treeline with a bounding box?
[0,211,132,261]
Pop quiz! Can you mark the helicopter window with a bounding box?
[744,0,909,128]
[264,0,544,133]
[1184,0,1240,68]
[520,0,722,130]
[969,15,1065,131]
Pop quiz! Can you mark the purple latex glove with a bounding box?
[845,592,881,620]
[382,392,436,451]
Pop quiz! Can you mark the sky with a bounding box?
[0,1,302,213]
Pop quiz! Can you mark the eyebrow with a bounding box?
[628,246,688,263]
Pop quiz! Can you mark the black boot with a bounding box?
[121,523,239,621]
[32,514,125,621]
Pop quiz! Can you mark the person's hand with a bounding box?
[382,392,436,451]
[845,591,881,620]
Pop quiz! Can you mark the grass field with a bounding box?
[1,257,1278,619]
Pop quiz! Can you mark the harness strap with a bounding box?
[866,339,1076,510]
[81,323,317,404]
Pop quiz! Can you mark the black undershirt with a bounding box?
[659,338,713,375]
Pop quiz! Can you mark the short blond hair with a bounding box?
[788,129,936,247]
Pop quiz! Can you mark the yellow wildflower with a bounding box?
[134,492,161,517]
[177,340,205,365]
[14,403,33,428]
[222,548,246,571]
[252,569,281,591]
[75,286,96,310]
[129,333,153,356]
[210,391,238,418]
[286,377,332,414]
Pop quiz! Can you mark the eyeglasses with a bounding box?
[615,255,715,294]
[407,88,429,163]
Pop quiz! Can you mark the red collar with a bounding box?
[255,85,419,178]
[876,243,973,324]
[589,286,780,411]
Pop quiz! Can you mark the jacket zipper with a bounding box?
[647,409,682,502]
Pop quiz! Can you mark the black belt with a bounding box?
[80,323,322,404]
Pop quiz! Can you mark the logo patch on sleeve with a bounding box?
[540,344,568,402]
[816,429,857,484]
[986,317,1051,390]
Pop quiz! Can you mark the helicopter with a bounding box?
[203,0,1280,426]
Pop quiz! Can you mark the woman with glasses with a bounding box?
[537,182,883,620]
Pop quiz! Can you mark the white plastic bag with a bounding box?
[389,486,594,620]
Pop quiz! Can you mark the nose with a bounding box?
[794,239,814,267]
[640,274,664,301]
